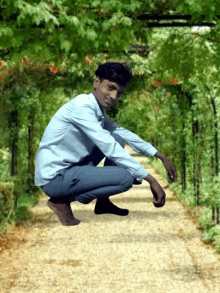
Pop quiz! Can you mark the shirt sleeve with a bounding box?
[103,113,158,157]
[66,103,150,180]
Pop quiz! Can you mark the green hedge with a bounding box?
[0,181,16,225]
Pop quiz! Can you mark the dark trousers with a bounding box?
[41,133,135,204]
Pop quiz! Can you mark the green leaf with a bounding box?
[122,16,132,27]
[50,0,63,9]
[91,0,101,8]
[130,2,138,12]
[60,40,72,52]
[87,29,97,41]
[0,24,14,37]
[70,16,80,26]
[102,20,111,31]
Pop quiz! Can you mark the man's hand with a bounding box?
[150,181,166,208]
[143,174,166,207]
[162,157,178,183]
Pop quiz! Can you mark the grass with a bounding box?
[0,191,41,237]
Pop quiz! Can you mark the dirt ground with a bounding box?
[0,144,220,293]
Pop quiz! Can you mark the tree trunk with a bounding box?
[180,120,186,193]
[26,106,36,192]
[192,119,200,205]
[10,111,19,176]
[211,96,219,224]
[211,97,219,177]
[28,113,35,175]
[8,110,19,210]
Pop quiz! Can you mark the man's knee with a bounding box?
[120,169,134,191]
[111,133,124,148]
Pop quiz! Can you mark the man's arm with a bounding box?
[154,151,166,161]
[144,152,167,184]
[68,104,150,181]
[154,151,178,183]
[103,113,177,183]
[104,113,158,157]
[144,173,157,184]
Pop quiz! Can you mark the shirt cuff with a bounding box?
[135,178,144,183]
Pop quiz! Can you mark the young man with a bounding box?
[35,62,177,226]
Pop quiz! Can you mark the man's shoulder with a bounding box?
[71,93,94,107]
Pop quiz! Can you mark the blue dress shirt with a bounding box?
[34,92,158,186]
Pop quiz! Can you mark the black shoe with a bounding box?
[94,198,129,216]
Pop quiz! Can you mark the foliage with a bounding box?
[202,224,220,253]
[0,0,219,85]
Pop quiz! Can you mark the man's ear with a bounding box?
[94,76,102,86]
[93,77,98,86]
[93,77,99,90]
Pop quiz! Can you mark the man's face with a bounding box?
[92,77,124,109]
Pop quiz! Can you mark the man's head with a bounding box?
[92,62,132,109]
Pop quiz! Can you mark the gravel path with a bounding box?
[0,144,220,293]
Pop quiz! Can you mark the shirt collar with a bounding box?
[89,92,105,117]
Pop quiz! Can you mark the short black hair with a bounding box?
[94,62,132,89]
